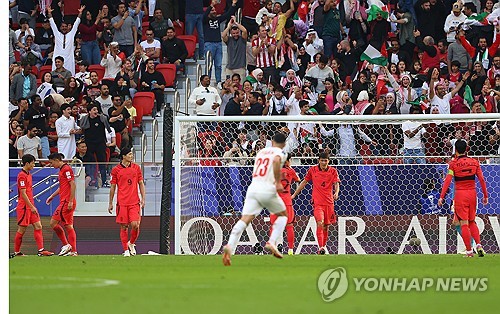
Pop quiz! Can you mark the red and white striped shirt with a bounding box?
[252,36,276,68]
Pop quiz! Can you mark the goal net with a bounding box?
[174,114,500,255]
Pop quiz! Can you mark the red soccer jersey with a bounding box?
[110,163,143,205]
[440,155,488,198]
[279,166,300,206]
[304,166,340,205]
[17,170,33,208]
[58,164,75,201]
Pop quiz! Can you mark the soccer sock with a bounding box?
[269,215,277,237]
[323,226,329,248]
[227,220,247,252]
[269,216,287,246]
[469,220,481,246]
[286,225,294,249]
[130,228,140,244]
[316,226,324,248]
[120,228,129,251]
[33,229,44,251]
[14,232,23,252]
[66,227,77,252]
[455,225,462,236]
[460,224,472,251]
[53,224,68,245]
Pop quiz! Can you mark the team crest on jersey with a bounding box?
[66,171,71,179]
[20,181,25,187]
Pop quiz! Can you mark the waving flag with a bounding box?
[39,0,52,16]
[366,4,390,22]
[360,43,388,66]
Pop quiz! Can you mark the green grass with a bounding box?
[9,254,500,314]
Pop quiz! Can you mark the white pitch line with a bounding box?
[10,276,120,290]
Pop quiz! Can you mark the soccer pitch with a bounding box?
[9,254,500,314]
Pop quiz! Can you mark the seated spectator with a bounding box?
[51,56,72,91]
[19,35,42,67]
[105,126,118,157]
[10,98,29,122]
[140,30,161,63]
[198,138,222,166]
[9,121,24,166]
[246,68,266,93]
[140,58,167,117]
[61,77,84,103]
[15,18,35,45]
[223,141,249,166]
[114,75,132,99]
[161,27,188,72]
[35,18,54,52]
[74,61,91,83]
[10,64,37,104]
[98,16,114,49]
[124,96,137,121]
[115,59,138,97]
[17,124,42,159]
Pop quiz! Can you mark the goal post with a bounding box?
[173,113,500,255]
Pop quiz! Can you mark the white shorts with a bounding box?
[242,189,286,216]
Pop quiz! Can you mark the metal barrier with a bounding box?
[185,77,191,115]
[174,90,180,113]
[140,133,147,174]
[152,118,159,163]
[205,50,213,76]
[236,8,241,23]
[196,63,202,80]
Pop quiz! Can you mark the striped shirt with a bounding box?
[252,36,276,68]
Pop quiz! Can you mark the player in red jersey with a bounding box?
[46,153,78,256]
[270,156,300,255]
[108,147,145,257]
[438,140,488,257]
[10,154,54,258]
[292,152,340,254]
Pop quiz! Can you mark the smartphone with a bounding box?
[124,95,130,101]
[226,75,231,80]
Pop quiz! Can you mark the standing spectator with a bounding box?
[19,35,42,67]
[459,31,500,71]
[17,124,42,158]
[35,18,54,52]
[37,72,57,100]
[47,5,84,76]
[112,2,138,57]
[95,84,113,114]
[140,58,167,117]
[128,0,148,42]
[50,56,72,91]
[15,17,35,45]
[100,42,123,82]
[140,30,161,63]
[10,98,29,122]
[413,30,440,73]
[150,8,173,40]
[10,64,37,103]
[108,147,146,257]
[79,9,104,65]
[402,106,427,164]
[79,103,112,187]
[322,0,344,59]
[185,0,205,60]
[74,140,97,188]
[188,75,222,130]
[61,77,84,102]
[47,111,59,154]
[447,32,471,73]
[305,54,333,92]
[444,2,466,43]
[429,68,469,115]
[222,15,248,82]
[23,95,50,158]
[391,8,416,57]
[252,24,277,83]
[115,59,138,98]
[303,28,324,62]
[161,27,188,72]
[204,0,238,87]
[55,103,80,160]
[98,16,115,49]
[9,122,24,166]
[108,95,131,150]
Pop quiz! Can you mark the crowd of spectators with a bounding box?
[8,0,500,171]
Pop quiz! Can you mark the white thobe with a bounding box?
[50,17,81,76]
[55,115,79,160]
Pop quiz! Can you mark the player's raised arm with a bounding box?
[273,155,283,193]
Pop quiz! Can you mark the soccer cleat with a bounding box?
[222,245,231,266]
[68,252,78,257]
[37,250,55,257]
[476,244,486,257]
[10,252,25,258]
[318,247,326,255]
[123,250,131,257]
[128,242,136,256]
[277,244,283,253]
[288,249,294,256]
[464,251,474,258]
[265,242,283,259]
[58,244,72,256]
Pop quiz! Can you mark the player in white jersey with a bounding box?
[222,133,289,266]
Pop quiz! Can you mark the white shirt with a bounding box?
[95,95,113,115]
[15,28,35,45]
[100,54,123,79]
[249,147,286,187]
[55,115,79,160]
[140,39,161,62]
[402,121,426,149]
[444,13,467,43]
[17,135,41,157]
[431,92,452,115]
[188,85,222,116]
[105,126,116,145]
[50,17,80,76]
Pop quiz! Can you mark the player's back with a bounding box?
[250,147,285,188]
[449,156,481,191]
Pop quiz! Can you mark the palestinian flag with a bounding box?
[360,43,388,66]
[465,12,490,27]
[366,4,390,22]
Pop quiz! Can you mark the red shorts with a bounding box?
[314,204,336,225]
[116,204,141,225]
[270,205,295,225]
[52,200,76,225]
[453,191,477,222]
[16,205,41,227]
